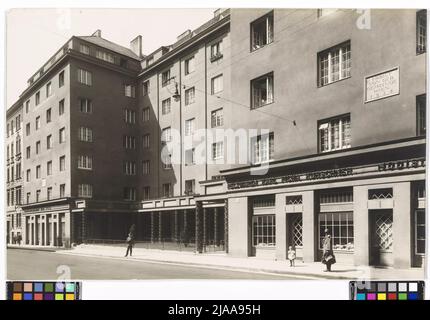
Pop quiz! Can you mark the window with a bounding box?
[36,141,41,154]
[124,84,136,98]
[35,91,40,105]
[80,44,90,55]
[415,209,426,255]
[46,82,52,97]
[251,132,274,164]
[146,56,154,66]
[26,100,30,113]
[185,148,195,166]
[417,10,427,54]
[59,156,66,171]
[212,141,224,160]
[26,123,30,136]
[35,116,41,130]
[211,108,224,127]
[185,87,195,105]
[124,187,137,201]
[16,115,21,131]
[319,212,354,251]
[142,80,150,96]
[60,184,66,198]
[46,135,52,149]
[162,98,171,115]
[47,187,52,200]
[78,127,92,142]
[77,69,92,86]
[251,11,274,51]
[161,127,172,143]
[185,179,195,195]
[417,94,426,136]
[16,137,21,155]
[78,184,93,198]
[185,56,195,75]
[251,72,274,109]
[211,74,223,94]
[11,143,14,157]
[124,109,136,124]
[11,121,14,134]
[26,192,31,204]
[162,183,173,198]
[162,154,172,169]
[142,108,150,122]
[79,98,92,113]
[46,108,52,123]
[319,114,351,152]
[16,187,22,205]
[26,146,30,159]
[47,161,52,176]
[143,134,150,148]
[78,155,93,170]
[143,186,150,200]
[318,41,351,86]
[36,165,41,179]
[7,124,10,137]
[16,163,21,179]
[10,167,14,182]
[59,71,65,87]
[59,127,66,143]
[210,41,223,61]
[59,99,65,115]
[36,190,41,202]
[252,215,276,247]
[124,161,136,175]
[185,118,195,136]
[142,160,150,174]
[123,136,136,149]
[26,169,31,182]
[321,190,353,203]
[96,50,115,63]
[317,8,337,18]
[162,69,171,87]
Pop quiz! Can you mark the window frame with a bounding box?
[250,11,274,52]
[317,40,351,87]
[417,10,427,55]
[318,113,351,153]
[251,72,274,109]
[417,94,426,136]
[318,211,354,252]
[252,214,276,247]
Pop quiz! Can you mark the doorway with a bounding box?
[370,210,393,266]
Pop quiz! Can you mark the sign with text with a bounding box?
[365,67,399,102]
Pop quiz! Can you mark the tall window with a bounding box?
[185,179,195,195]
[36,141,41,154]
[26,100,30,113]
[251,11,274,51]
[185,56,195,75]
[78,155,93,170]
[124,109,136,124]
[26,146,31,159]
[16,115,21,131]
[124,187,137,201]
[47,187,52,201]
[46,108,52,123]
[162,183,173,198]
[319,212,354,251]
[185,87,195,105]
[59,127,66,143]
[210,41,223,61]
[36,165,41,179]
[161,127,172,143]
[185,148,195,166]
[78,184,93,198]
[59,99,65,115]
[417,94,426,136]
[26,192,31,204]
[46,135,52,149]
[35,91,40,105]
[212,141,224,160]
[211,108,224,127]
[47,161,52,176]
[142,108,150,122]
[142,80,150,95]
[79,98,92,113]
[35,116,41,130]
[123,136,136,149]
[162,98,171,115]
[78,127,93,142]
[59,70,65,87]
[162,69,171,87]
[36,190,41,202]
[124,84,136,98]
[143,134,150,148]
[143,186,150,200]
[46,82,52,97]
[417,10,427,54]
[252,215,276,247]
[60,184,66,198]
[59,155,66,171]
[77,69,92,86]
[26,123,30,136]
[319,114,351,152]
[26,169,31,182]
[211,74,223,94]
[415,209,426,255]
[251,132,274,164]
[142,160,150,175]
[318,41,351,86]
[124,161,136,175]
[251,72,274,109]
[185,118,195,136]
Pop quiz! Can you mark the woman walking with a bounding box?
[321,228,336,272]
[125,224,136,257]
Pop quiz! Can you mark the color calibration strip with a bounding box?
[350,281,424,300]
[7,281,81,300]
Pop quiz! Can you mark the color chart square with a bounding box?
[377,293,386,300]
[367,293,376,300]
[56,282,65,292]
[55,293,64,300]
[13,293,22,300]
[34,283,44,292]
[44,293,54,300]
[34,293,44,301]
[356,293,366,300]
[45,283,54,292]
[65,294,75,300]
[66,283,75,293]
[23,283,33,292]
[23,293,33,300]
[388,293,397,300]
[7,281,81,301]
[398,283,407,291]
[398,293,408,300]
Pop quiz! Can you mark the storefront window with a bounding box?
[319,212,354,251]
[415,210,426,255]
[252,215,275,247]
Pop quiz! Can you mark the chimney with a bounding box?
[92,29,102,37]
[130,35,143,58]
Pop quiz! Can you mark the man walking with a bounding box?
[125,224,136,257]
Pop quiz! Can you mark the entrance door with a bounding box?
[370,210,393,266]
[289,213,303,259]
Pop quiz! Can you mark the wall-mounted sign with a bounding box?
[365,67,400,103]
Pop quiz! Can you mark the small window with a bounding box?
[318,41,351,87]
[26,169,31,182]
[211,74,223,94]
[25,100,30,113]
[142,80,150,95]
[123,136,136,149]
[252,215,276,247]
[185,56,195,75]
[212,141,224,160]
[143,186,150,200]
[124,109,136,124]
[251,11,274,51]
[124,161,136,175]
[59,127,66,143]
[185,148,195,166]
[46,108,52,123]
[35,92,40,106]
[417,94,426,136]
[124,84,136,98]
[26,146,31,159]
[36,190,41,202]
[185,118,195,136]
[47,161,52,176]
[36,141,41,154]
[251,132,274,164]
[162,183,173,198]
[36,165,41,179]
[60,184,66,198]
[417,10,427,54]
[79,98,92,113]
[161,127,172,143]
[46,82,52,97]
[59,155,66,171]
[162,154,172,170]
[162,69,171,87]
[78,127,93,142]
[124,187,137,201]
[143,134,150,148]
[185,179,195,195]
[319,114,351,152]
[77,69,92,86]
[78,184,93,198]
[162,98,171,115]
[35,116,41,130]
[46,135,52,149]
[26,123,30,136]
[78,155,93,170]
[142,160,150,175]
[251,72,274,109]
[210,41,223,62]
[59,99,65,115]
[142,108,150,122]
[79,44,90,55]
[59,70,65,87]
[96,50,115,63]
[185,87,195,105]
[211,108,224,127]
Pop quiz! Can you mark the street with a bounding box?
[7,249,300,280]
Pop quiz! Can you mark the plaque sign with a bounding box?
[365,67,399,102]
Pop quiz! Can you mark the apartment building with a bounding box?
[5,8,426,269]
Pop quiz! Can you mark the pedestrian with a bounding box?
[321,228,336,272]
[124,224,136,257]
[287,246,296,267]
[17,233,22,246]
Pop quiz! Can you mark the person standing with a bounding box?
[321,228,336,272]
[287,246,296,267]
[125,224,136,257]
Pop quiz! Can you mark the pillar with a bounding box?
[203,207,207,251]
[183,210,188,243]
[224,199,229,253]
[174,210,179,242]
[302,190,316,263]
[44,215,49,246]
[64,212,71,248]
[196,201,203,253]
[81,212,87,244]
[393,182,412,268]
[214,207,218,247]
[353,186,370,266]
[158,212,162,242]
[275,193,287,260]
[227,197,249,257]
[150,212,154,243]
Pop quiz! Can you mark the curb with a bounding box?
[8,246,58,253]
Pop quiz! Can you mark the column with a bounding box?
[44,215,48,246]
[81,212,87,244]
[64,212,71,248]
[275,193,287,260]
[203,207,207,252]
[158,212,162,242]
[302,191,316,263]
[174,210,179,242]
[393,182,412,268]
[227,197,249,257]
[150,212,155,243]
[224,199,229,253]
[353,186,370,266]
[195,201,203,253]
[214,207,218,247]
[183,210,188,244]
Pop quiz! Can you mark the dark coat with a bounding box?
[322,235,336,265]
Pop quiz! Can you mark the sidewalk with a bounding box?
[56,244,426,280]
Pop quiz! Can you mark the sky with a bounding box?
[6,8,215,107]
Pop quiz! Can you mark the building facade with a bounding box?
[5,8,427,269]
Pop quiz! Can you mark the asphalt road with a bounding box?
[7,249,299,280]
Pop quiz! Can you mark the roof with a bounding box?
[77,36,141,60]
